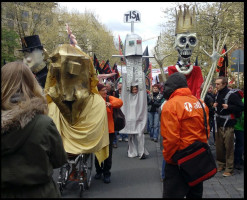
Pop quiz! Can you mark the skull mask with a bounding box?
[174,33,197,64]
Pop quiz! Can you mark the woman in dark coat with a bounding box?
[1,61,68,198]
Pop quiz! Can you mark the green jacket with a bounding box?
[1,97,68,198]
[234,98,244,131]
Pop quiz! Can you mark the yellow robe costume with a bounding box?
[48,94,109,164]
[45,44,109,164]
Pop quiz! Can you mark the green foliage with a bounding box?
[1,28,21,66]
[55,9,119,65]
[2,2,119,67]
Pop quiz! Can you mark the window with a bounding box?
[22,10,29,18]
[15,2,25,6]
[7,20,14,29]
[33,13,39,21]
[22,22,28,31]
[6,12,14,19]
[46,17,52,25]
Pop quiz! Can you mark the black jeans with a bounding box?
[163,163,203,198]
[95,133,114,177]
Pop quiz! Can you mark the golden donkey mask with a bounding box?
[47,44,96,124]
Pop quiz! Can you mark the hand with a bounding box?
[213,103,218,108]
[222,104,228,109]
[106,102,111,108]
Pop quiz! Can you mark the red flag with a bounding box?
[217,45,228,77]
[102,60,112,74]
[143,46,149,73]
[118,35,126,65]
[148,62,152,82]
[102,60,115,82]
[100,60,105,70]
[118,35,124,55]
[94,54,102,74]
[145,62,152,89]
[112,63,120,80]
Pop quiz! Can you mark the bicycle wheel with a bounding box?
[79,184,84,198]
[57,163,70,194]
[83,153,93,189]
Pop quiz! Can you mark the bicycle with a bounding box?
[57,153,93,197]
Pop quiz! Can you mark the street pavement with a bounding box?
[53,132,244,198]
[53,133,163,198]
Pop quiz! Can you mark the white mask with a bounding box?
[23,48,45,73]
[174,33,197,62]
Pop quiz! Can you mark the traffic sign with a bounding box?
[231,49,244,72]
[124,10,141,23]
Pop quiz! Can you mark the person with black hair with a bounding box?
[147,84,164,142]
[161,72,209,198]
[213,76,244,177]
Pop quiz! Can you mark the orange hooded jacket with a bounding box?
[104,95,123,134]
[160,88,210,164]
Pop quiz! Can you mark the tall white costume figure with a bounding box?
[119,33,149,159]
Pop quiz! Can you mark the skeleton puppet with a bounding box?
[119,33,149,158]
[168,4,203,98]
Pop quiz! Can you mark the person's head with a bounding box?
[117,82,122,94]
[117,82,122,90]
[213,88,218,95]
[152,84,160,93]
[163,72,188,100]
[23,48,45,72]
[1,61,46,111]
[208,84,213,93]
[131,85,138,94]
[215,76,228,91]
[105,81,113,92]
[97,83,107,98]
[19,35,45,73]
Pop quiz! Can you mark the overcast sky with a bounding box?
[58,2,176,56]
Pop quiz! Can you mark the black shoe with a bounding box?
[103,176,111,183]
[94,173,102,179]
[153,138,158,142]
[139,154,146,160]
[235,163,242,170]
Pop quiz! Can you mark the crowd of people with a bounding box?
[96,73,244,186]
[1,35,244,198]
[1,60,244,198]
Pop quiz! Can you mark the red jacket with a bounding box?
[168,65,203,99]
[160,88,210,164]
[104,96,123,134]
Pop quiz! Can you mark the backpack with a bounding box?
[223,89,243,118]
[106,95,126,131]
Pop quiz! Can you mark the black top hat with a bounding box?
[18,35,43,52]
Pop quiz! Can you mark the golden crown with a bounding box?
[175,4,196,34]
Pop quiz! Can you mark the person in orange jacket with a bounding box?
[160,72,209,198]
[94,83,123,184]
